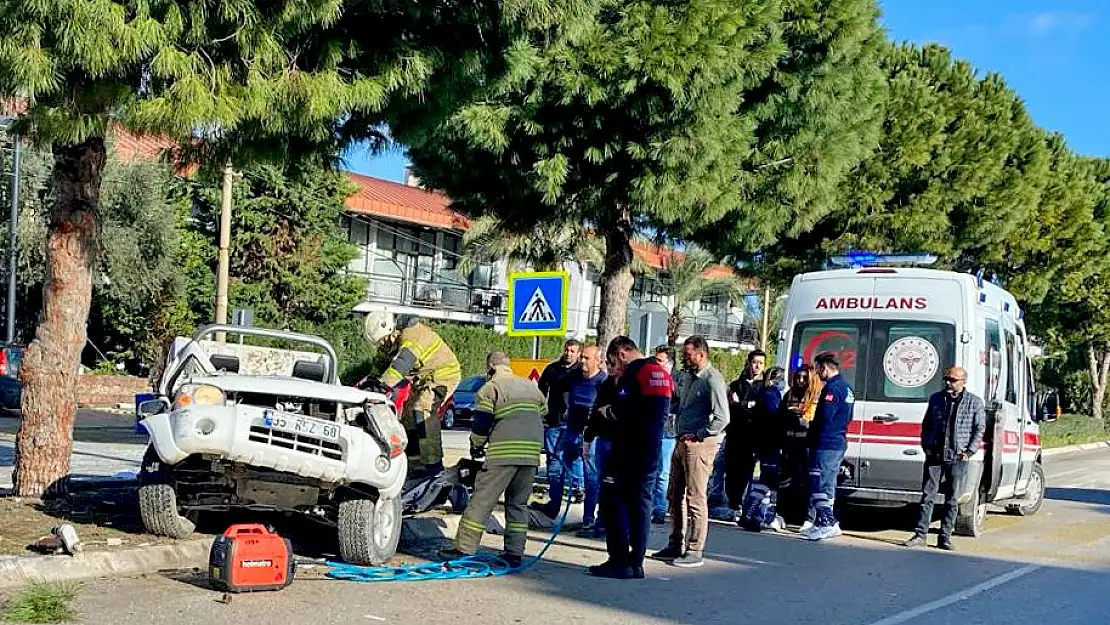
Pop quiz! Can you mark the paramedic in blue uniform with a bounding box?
[588,336,674,580]
[801,352,855,541]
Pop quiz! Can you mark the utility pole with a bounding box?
[6,130,19,345]
[761,284,771,350]
[214,161,234,342]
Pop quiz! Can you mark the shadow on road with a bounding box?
[505,522,1110,625]
[1046,487,1110,507]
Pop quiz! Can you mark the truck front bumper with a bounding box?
[140,405,406,498]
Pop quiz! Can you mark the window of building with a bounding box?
[442,234,460,271]
[344,217,371,274]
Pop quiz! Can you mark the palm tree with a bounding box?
[456,215,605,275]
[658,247,753,347]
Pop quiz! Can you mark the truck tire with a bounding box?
[954,487,987,537]
[138,483,196,539]
[339,496,402,565]
[1007,463,1046,517]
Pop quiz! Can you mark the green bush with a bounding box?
[429,322,568,378]
[1040,413,1108,449]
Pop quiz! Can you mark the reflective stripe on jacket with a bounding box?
[470,365,545,466]
[380,323,462,388]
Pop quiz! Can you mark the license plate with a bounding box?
[261,410,341,442]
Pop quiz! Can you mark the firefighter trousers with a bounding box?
[401,381,458,471]
[454,464,536,557]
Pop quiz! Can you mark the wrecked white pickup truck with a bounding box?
[136,324,407,565]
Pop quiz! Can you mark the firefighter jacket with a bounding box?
[470,365,545,466]
[379,323,462,389]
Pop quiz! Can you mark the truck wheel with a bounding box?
[138,483,196,539]
[1007,463,1046,517]
[954,487,987,537]
[339,496,402,565]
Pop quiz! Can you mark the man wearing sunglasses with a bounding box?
[903,366,986,551]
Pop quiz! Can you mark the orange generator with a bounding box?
[209,524,296,593]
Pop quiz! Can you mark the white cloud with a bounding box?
[1021,11,1096,37]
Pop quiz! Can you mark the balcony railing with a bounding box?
[365,275,508,318]
[586,306,757,346]
[678,319,759,346]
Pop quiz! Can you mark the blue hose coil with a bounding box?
[325,476,574,583]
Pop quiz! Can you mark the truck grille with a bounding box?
[248,426,343,461]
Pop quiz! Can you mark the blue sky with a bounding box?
[341,0,1109,181]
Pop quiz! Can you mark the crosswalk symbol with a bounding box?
[507,271,567,336]
[519,287,556,323]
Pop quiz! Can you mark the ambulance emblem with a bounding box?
[883,336,939,388]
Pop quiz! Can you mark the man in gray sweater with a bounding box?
[651,335,730,568]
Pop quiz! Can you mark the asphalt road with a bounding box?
[61,446,1110,624]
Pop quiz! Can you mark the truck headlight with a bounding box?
[174,384,226,410]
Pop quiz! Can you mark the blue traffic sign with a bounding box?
[507,271,569,337]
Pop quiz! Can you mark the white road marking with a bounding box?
[865,564,1041,625]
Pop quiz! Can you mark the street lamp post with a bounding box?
[7,128,18,345]
[0,115,17,346]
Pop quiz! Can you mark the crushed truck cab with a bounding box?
[137,324,408,566]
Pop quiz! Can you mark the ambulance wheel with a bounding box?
[954,488,987,537]
[1007,463,1045,517]
[339,495,402,565]
[138,483,196,539]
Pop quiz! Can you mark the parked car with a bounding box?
[439,375,486,429]
[0,344,24,410]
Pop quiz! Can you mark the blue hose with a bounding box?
[325,470,574,583]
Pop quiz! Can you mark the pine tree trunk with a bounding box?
[596,206,634,354]
[14,138,104,498]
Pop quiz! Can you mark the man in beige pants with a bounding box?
[651,335,730,568]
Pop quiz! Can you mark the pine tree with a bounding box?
[752,43,1058,288]
[0,0,594,496]
[401,0,886,350]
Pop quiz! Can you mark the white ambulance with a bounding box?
[775,258,1051,536]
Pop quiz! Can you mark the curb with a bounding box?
[0,509,581,589]
[0,538,214,590]
[1042,440,1110,458]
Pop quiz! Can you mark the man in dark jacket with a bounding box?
[537,340,583,509]
[801,352,855,542]
[588,336,673,580]
[903,366,986,551]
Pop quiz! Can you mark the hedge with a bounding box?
[335,319,758,385]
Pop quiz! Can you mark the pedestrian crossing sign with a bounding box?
[507,271,569,337]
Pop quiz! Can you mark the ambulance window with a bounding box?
[791,322,864,389]
[1004,330,1018,404]
[984,319,1002,402]
[868,321,956,402]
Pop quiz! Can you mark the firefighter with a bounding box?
[364,311,462,477]
[439,351,545,568]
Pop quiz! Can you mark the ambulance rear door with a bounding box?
[855,277,963,493]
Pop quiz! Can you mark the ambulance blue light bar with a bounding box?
[828,252,938,268]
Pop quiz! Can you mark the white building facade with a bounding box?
[340,172,759,350]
